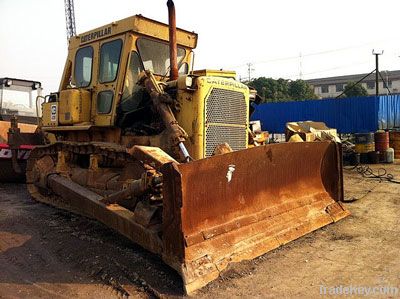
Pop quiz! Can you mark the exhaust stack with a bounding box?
[167,0,179,80]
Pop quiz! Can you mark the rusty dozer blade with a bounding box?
[27,141,349,295]
[161,141,349,294]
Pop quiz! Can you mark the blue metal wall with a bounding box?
[251,95,400,133]
[378,95,400,130]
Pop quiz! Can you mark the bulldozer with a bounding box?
[26,1,350,294]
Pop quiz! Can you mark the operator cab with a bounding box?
[0,78,42,124]
[116,37,189,134]
[48,15,197,130]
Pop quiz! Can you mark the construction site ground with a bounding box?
[0,163,399,298]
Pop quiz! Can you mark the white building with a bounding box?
[306,70,400,98]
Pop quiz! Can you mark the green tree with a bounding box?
[249,77,316,102]
[249,77,290,103]
[288,79,317,101]
[343,81,368,97]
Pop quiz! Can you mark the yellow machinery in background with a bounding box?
[27,1,349,294]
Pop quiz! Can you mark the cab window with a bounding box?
[122,51,144,101]
[99,39,123,83]
[137,38,186,76]
[74,46,93,87]
[97,90,113,114]
[179,63,188,75]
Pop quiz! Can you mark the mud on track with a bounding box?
[1,163,400,298]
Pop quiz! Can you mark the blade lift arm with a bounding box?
[143,71,191,162]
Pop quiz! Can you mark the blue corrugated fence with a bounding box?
[251,95,400,133]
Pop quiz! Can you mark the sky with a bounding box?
[1,0,400,95]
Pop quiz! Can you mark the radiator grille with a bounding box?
[205,125,247,157]
[205,88,247,125]
[205,88,247,157]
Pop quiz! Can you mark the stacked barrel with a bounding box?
[375,131,389,161]
[389,132,400,159]
[353,132,395,163]
[354,133,375,163]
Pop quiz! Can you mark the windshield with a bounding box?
[74,46,93,87]
[137,38,186,76]
[99,39,123,83]
[0,87,42,117]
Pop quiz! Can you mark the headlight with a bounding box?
[185,76,193,88]
[177,75,194,90]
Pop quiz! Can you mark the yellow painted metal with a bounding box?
[32,11,349,295]
[59,89,91,125]
[68,15,197,50]
[193,69,236,79]
[91,34,128,127]
[58,16,195,128]
[176,74,249,160]
[42,102,58,127]
[354,143,375,153]
[41,125,93,132]
[176,88,205,160]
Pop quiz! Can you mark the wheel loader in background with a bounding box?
[0,78,43,181]
[26,0,350,294]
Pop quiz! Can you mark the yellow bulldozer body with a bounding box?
[27,9,349,295]
[43,15,197,129]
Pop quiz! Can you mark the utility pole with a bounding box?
[372,49,383,96]
[246,63,254,82]
[299,52,303,79]
[385,70,389,95]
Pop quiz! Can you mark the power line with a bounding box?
[246,63,255,82]
[301,60,371,77]
[227,39,394,70]
[242,60,371,81]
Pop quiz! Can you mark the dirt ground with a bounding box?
[0,163,400,298]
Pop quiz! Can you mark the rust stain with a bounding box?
[0,232,31,253]
[161,141,349,293]
[266,148,273,162]
[27,140,348,295]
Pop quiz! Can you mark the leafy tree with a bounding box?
[274,78,290,100]
[249,77,289,102]
[248,77,270,98]
[288,79,317,100]
[343,81,368,97]
[248,77,316,102]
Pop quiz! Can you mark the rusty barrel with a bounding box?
[354,133,374,164]
[354,133,375,153]
[374,131,389,162]
[389,131,400,159]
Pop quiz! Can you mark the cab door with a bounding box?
[92,35,128,126]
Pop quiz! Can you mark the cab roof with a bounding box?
[68,15,198,49]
